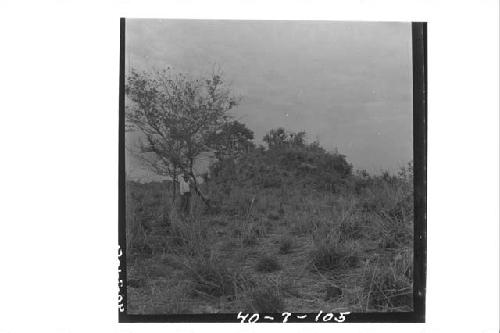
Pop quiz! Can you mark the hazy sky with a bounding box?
[125,19,413,175]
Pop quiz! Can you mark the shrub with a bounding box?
[255,256,281,273]
[207,133,353,194]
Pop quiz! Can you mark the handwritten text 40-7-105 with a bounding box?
[237,311,351,323]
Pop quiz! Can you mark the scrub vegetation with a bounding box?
[125,132,414,314]
[125,68,414,314]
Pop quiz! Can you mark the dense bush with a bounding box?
[207,133,353,200]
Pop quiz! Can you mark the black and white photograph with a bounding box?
[119,18,426,321]
[1,0,500,332]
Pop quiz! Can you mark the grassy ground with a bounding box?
[125,156,414,314]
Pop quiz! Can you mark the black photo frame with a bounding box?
[118,19,427,323]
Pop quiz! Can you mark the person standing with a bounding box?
[178,174,191,217]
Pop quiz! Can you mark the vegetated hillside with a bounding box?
[125,140,414,314]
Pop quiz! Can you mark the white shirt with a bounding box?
[179,177,190,194]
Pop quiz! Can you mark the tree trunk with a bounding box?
[193,183,211,207]
[172,168,177,205]
[188,169,211,208]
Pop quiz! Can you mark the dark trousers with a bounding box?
[180,192,191,216]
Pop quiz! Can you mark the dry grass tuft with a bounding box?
[310,239,361,271]
[255,255,281,273]
[278,235,294,254]
[183,257,242,297]
[363,249,413,311]
[248,285,285,313]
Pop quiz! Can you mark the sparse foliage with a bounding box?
[125,68,239,204]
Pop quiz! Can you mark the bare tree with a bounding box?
[125,68,239,206]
